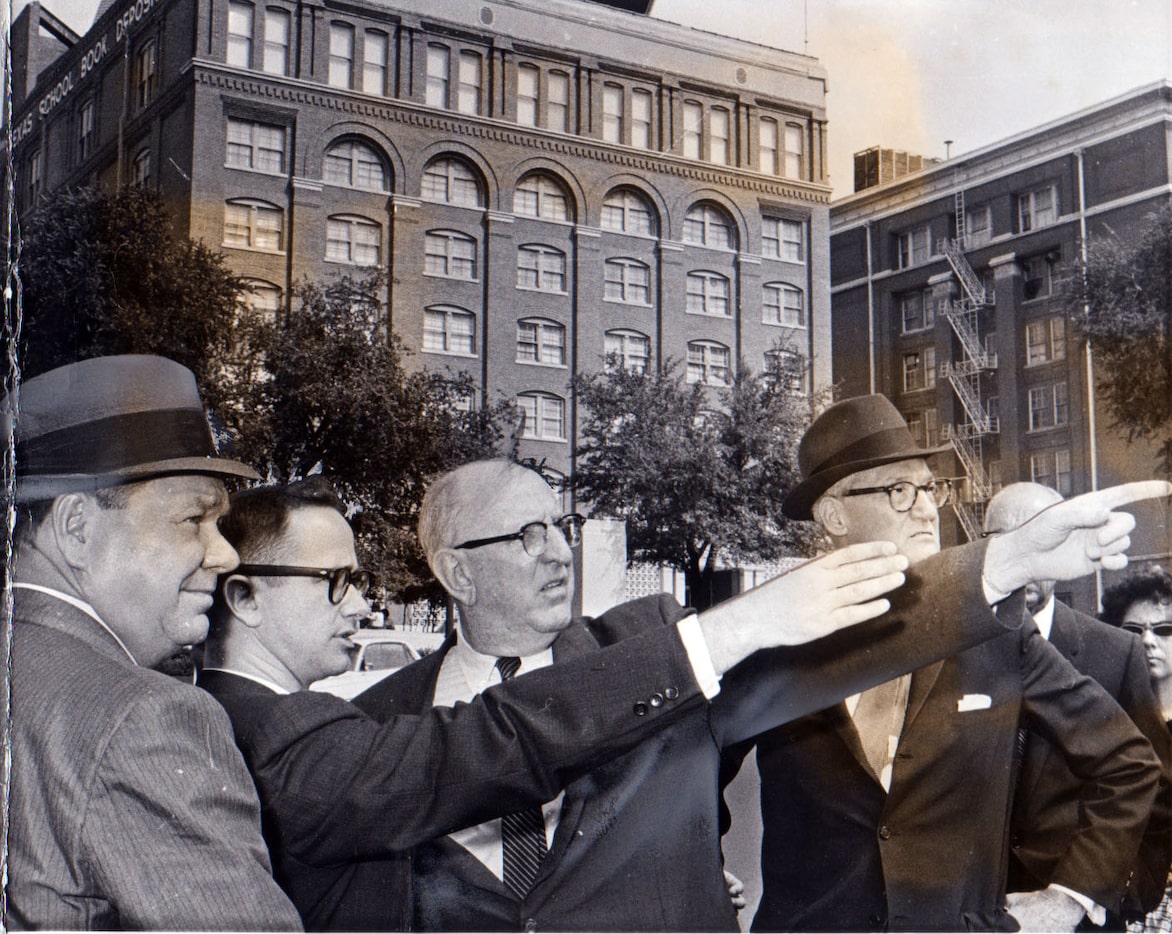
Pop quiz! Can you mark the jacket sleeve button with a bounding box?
[664,686,679,701]
[649,692,664,708]
[633,701,649,716]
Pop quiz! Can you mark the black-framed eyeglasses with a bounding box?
[1122,622,1172,638]
[454,514,587,558]
[841,478,953,513]
[235,564,372,605]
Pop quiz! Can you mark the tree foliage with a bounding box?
[1066,205,1172,472]
[572,359,821,609]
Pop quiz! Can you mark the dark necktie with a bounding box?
[496,656,548,897]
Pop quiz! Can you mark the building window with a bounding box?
[131,149,151,187]
[604,329,650,374]
[326,216,381,266]
[135,41,158,111]
[683,203,735,249]
[548,71,570,132]
[601,188,656,236]
[517,64,539,126]
[424,230,477,279]
[682,101,702,159]
[226,118,286,173]
[323,139,387,190]
[77,100,95,162]
[783,123,804,179]
[517,245,567,292]
[1026,316,1066,366]
[763,283,805,327]
[422,157,483,206]
[1019,184,1058,232]
[906,408,940,446]
[423,306,476,355]
[897,225,931,269]
[1022,252,1058,300]
[686,340,731,386]
[964,205,992,247]
[262,8,290,76]
[900,290,934,333]
[1031,448,1073,495]
[426,44,450,108]
[27,151,42,203]
[759,118,778,174]
[903,347,937,392]
[603,83,624,143]
[457,51,482,115]
[631,89,652,149]
[517,318,566,366]
[328,23,354,89]
[239,278,282,323]
[1028,381,1070,431]
[687,271,731,317]
[710,107,730,165]
[363,30,388,95]
[227,1,253,68]
[517,392,566,441]
[762,216,804,262]
[603,258,651,305]
[515,173,570,221]
[224,200,283,251]
[765,349,807,394]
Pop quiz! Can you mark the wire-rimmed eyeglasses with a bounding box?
[454,514,587,558]
[840,478,953,513]
[235,564,372,605]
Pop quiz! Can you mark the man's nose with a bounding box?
[342,582,372,618]
[203,525,240,574]
[910,484,939,519]
[543,524,574,563]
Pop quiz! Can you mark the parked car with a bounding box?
[310,629,445,699]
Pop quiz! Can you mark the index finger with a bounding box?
[1087,480,1172,511]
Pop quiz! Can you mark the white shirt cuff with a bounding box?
[1051,884,1102,926]
[676,615,721,700]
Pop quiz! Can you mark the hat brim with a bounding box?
[782,441,955,521]
[16,455,260,502]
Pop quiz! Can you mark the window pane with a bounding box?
[710,108,729,165]
[603,84,623,143]
[760,118,778,174]
[426,45,449,108]
[517,65,539,126]
[683,102,702,159]
[783,124,803,178]
[227,1,253,68]
[262,8,290,76]
[329,23,354,88]
[457,51,482,115]
[363,31,388,95]
[548,72,570,132]
[631,89,652,149]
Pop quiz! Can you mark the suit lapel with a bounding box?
[1048,602,1082,663]
[903,660,945,731]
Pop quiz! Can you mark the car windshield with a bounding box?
[361,642,416,671]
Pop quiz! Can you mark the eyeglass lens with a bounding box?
[328,568,372,604]
[890,480,951,512]
[1122,623,1172,637]
[519,516,584,557]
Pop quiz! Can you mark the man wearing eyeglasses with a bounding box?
[985,484,1172,928]
[733,394,1163,933]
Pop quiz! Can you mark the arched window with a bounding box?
[683,202,736,249]
[239,278,282,323]
[763,282,805,328]
[516,318,566,366]
[514,173,570,221]
[517,245,567,293]
[326,215,381,266]
[224,199,283,251]
[135,40,157,111]
[765,349,807,395]
[324,139,388,191]
[517,63,539,126]
[517,392,566,441]
[423,306,476,355]
[686,340,730,386]
[686,271,730,317]
[422,157,484,207]
[603,258,651,305]
[424,230,477,279]
[601,188,656,236]
[604,329,650,374]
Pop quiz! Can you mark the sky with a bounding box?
[16,0,1172,197]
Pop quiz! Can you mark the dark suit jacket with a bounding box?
[7,587,301,931]
[747,622,1160,932]
[1009,601,1172,918]
[198,618,706,931]
[352,542,1032,932]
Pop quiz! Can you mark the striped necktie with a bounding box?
[496,656,548,897]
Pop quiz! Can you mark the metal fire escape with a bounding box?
[939,190,998,541]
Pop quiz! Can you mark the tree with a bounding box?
[1065,205,1172,473]
[233,273,517,598]
[572,358,821,610]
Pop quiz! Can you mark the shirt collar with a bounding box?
[200,666,292,694]
[449,625,555,693]
[1032,595,1056,640]
[13,582,139,665]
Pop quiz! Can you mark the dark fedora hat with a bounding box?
[9,354,260,502]
[782,394,953,521]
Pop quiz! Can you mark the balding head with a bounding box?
[984,482,1065,611]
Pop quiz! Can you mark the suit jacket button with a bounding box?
[664,686,679,700]
[878,825,892,840]
[524,919,538,933]
[649,692,664,708]
[633,701,649,716]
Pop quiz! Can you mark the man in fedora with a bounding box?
[729,394,1164,932]
[5,355,303,930]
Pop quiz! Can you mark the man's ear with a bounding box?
[50,493,95,569]
[432,549,476,606]
[221,575,263,628]
[814,494,850,538]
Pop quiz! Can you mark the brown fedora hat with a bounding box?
[782,394,953,521]
[10,354,260,502]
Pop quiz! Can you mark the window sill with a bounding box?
[423,272,480,283]
[222,244,286,256]
[515,360,568,369]
[519,436,567,444]
[602,298,653,308]
[224,164,287,178]
[685,310,733,319]
[324,258,382,268]
[763,320,807,330]
[422,349,478,359]
[516,286,570,296]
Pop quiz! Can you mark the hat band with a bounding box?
[804,426,921,478]
[17,409,218,476]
